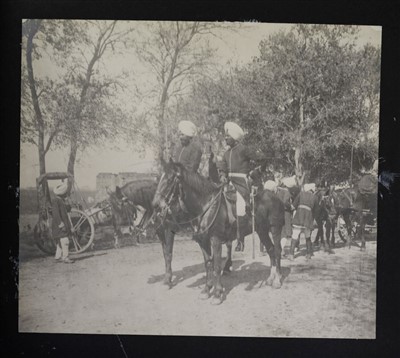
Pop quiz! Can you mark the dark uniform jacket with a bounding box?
[292,191,318,230]
[218,143,254,175]
[173,140,202,173]
[218,143,264,207]
[51,196,72,240]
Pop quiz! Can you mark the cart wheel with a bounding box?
[337,215,351,247]
[33,221,56,255]
[69,208,95,254]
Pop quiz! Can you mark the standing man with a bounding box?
[52,182,74,263]
[289,183,318,261]
[173,120,203,173]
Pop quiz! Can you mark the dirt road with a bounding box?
[18,231,376,338]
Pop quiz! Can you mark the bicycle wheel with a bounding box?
[68,208,95,254]
[33,220,56,255]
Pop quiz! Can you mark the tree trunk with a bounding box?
[26,20,46,175]
[67,139,78,192]
[295,96,305,185]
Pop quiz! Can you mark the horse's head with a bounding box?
[152,158,183,210]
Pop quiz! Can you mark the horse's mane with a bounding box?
[175,163,218,196]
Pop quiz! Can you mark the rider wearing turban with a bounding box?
[173,120,203,173]
[218,122,265,216]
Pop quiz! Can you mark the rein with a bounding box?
[154,172,224,235]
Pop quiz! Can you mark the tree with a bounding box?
[172,24,380,185]
[21,20,135,186]
[134,21,233,160]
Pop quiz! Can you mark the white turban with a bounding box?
[54,182,68,196]
[304,183,316,193]
[282,176,297,188]
[224,122,244,140]
[264,180,278,192]
[178,120,197,137]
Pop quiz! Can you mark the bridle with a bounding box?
[154,170,224,234]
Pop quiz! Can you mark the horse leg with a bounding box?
[345,213,353,249]
[223,241,233,274]
[270,225,283,288]
[235,217,245,252]
[314,220,321,247]
[325,218,334,254]
[330,216,337,248]
[158,227,175,287]
[360,214,366,251]
[198,239,213,300]
[210,235,224,305]
[114,229,122,249]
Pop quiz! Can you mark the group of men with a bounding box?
[171,120,325,261]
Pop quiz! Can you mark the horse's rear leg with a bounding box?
[325,218,334,254]
[223,241,232,274]
[210,235,224,305]
[259,225,281,289]
[114,229,122,249]
[159,228,175,287]
[198,239,213,300]
[270,225,283,288]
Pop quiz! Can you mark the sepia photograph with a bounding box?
[18,20,381,339]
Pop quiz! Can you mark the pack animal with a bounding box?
[108,179,157,248]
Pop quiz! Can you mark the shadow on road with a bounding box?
[147,257,292,301]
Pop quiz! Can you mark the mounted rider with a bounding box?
[218,122,265,216]
[173,120,203,173]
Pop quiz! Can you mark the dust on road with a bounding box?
[18,232,376,338]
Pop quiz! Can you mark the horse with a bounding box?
[152,158,285,305]
[107,179,158,248]
[313,186,337,254]
[327,187,359,249]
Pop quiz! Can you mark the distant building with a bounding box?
[96,173,118,192]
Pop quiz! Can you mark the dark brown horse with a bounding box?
[152,159,285,305]
[107,179,158,248]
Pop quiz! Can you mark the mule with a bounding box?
[314,187,337,254]
[152,159,285,305]
[107,179,157,248]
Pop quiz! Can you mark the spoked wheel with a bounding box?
[33,219,56,255]
[68,208,95,254]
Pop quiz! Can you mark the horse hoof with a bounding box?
[266,274,275,286]
[199,291,211,300]
[210,296,223,305]
[272,278,282,289]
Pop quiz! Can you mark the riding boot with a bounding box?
[305,237,312,260]
[288,239,297,261]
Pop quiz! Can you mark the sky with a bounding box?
[20,22,381,190]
